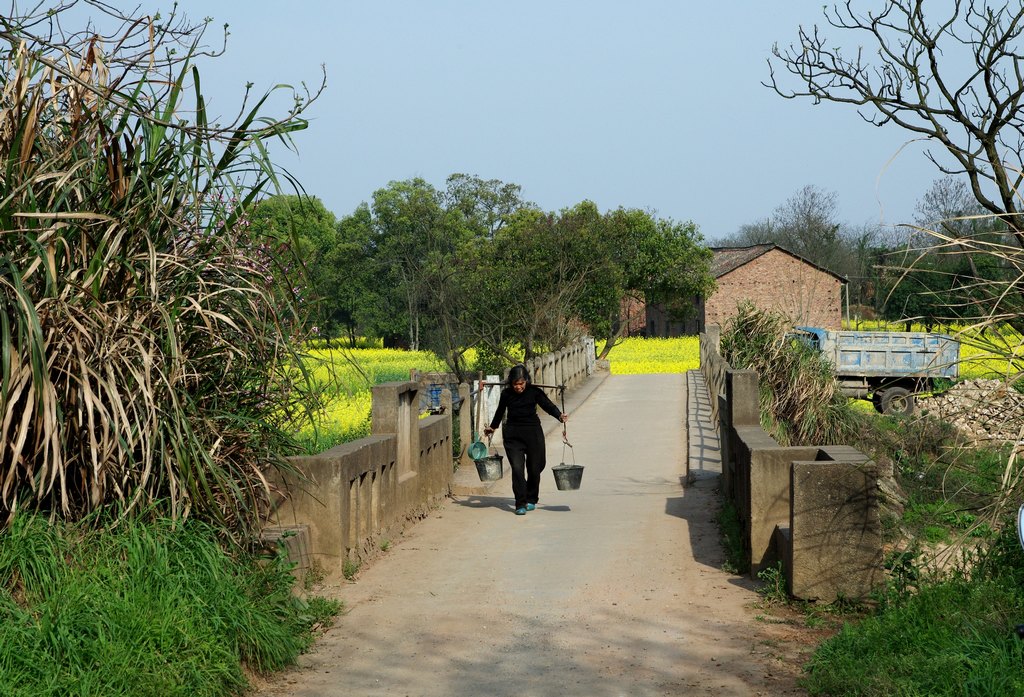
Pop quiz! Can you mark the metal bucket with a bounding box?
[552,463,584,490]
[475,454,504,481]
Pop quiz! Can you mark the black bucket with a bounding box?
[474,454,504,482]
[551,463,584,490]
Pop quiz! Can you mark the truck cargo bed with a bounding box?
[793,327,959,379]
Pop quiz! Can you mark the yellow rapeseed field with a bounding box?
[296,327,1018,454]
[298,338,705,453]
[297,347,446,453]
[602,337,700,374]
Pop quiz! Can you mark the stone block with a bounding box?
[789,460,883,601]
[261,524,311,585]
[726,370,759,427]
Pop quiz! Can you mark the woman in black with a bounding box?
[484,364,568,515]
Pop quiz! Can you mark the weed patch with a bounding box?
[715,495,748,574]
[0,514,339,696]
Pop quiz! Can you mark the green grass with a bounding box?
[0,514,339,697]
[803,576,1024,696]
[806,400,1023,694]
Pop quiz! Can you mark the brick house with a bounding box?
[704,243,846,331]
[644,244,846,336]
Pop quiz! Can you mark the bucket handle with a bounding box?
[560,423,575,466]
[559,386,575,464]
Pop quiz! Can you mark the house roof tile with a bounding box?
[709,244,848,282]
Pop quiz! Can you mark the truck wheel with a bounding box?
[871,393,884,414]
[880,387,915,415]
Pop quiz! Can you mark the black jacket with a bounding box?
[489,385,562,430]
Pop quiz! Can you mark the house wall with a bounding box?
[704,249,842,330]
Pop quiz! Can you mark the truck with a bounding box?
[788,327,960,415]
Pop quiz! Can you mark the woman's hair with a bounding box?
[507,364,530,385]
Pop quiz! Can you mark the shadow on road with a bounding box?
[450,495,572,513]
[278,599,789,697]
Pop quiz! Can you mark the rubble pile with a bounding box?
[918,379,1024,444]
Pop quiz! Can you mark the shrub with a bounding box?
[0,5,324,537]
[721,303,860,445]
[0,513,340,696]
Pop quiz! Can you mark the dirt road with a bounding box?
[254,374,813,697]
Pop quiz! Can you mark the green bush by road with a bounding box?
[0,514,339,697]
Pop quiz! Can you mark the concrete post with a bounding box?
[706,324,721,354]
[458,383,473,468]
[726,370,760,427]
[484,374,501,430]
[788,459,882,601]
[371,381,419,481]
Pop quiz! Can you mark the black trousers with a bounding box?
[502,423,547,509]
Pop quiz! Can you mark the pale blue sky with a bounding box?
[158,1,936,241]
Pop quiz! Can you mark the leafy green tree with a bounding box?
[332,174,532,375]
[327,174,712,372]
[575,208,714,358]
[464,202,714,362]
[443,173,529,239]
[325,204,380,342]
[877,255,948,330]
[246,195,337,332]
[367,178,449,349]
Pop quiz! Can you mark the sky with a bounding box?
[139,0,940,242]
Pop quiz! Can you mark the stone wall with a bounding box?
[699,326,882,601]
[269,380,453,572]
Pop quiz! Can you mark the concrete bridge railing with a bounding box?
[266,337,596,577]
[698,326,883,602]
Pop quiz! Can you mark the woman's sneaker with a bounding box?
[515,507,527,515]
[526,503,536,511]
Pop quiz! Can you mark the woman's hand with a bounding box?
[483,426,494,437]
[559,413,569,423]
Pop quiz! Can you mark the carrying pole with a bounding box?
[475,371,483,441]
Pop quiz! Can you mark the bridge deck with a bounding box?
[257,373,799,697]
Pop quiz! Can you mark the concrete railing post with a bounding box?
[458,383,472,468]
[706,324,721,354]
[726,370,759,427]
[371,381,419,481]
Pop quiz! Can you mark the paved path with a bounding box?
[257,373,801,697]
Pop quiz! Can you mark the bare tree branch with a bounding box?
[767,1,1024,239]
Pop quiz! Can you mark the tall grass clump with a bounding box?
[0,512,339,696]
[0,4,324,537]
[720,302,859,445]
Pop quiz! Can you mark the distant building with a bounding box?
[644,244,847,337]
